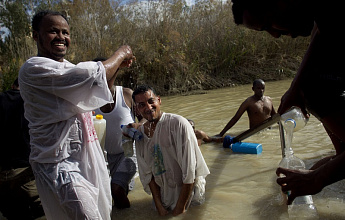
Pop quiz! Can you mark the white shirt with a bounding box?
[19,56,113,219]
[136,113,210,210]
[19,57,113,163]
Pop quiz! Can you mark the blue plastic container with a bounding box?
[223,135,262,154]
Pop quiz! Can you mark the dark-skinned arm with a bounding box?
[102,45,135,89]
[172,183,194,216]
[148,176,169,216]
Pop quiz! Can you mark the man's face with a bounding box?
[33,15,70,62]
[253,82,265,98]
[134,90,162,122]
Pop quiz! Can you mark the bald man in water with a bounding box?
[216,79,276,137]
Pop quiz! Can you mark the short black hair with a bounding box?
[32,10,68,32]
[132,85,157,102]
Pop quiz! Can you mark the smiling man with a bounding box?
[132,85,210,216]
[19,10,135,219]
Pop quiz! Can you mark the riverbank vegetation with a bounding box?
[0,0,310,94]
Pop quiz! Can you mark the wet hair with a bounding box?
[32,10,68,32]
[253,79,265,87]
[132,85,157,102]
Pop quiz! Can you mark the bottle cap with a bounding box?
[95,114,103,120]
[223,135,234,148]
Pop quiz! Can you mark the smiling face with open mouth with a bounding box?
[34,14,70,62]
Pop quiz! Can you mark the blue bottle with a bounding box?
[223,135,262,154]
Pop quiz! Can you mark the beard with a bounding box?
[37,37,68,61]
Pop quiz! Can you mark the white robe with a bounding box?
[19,57,112,220]
[136,113,210,211]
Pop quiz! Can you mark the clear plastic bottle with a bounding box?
[122,136,134,157]
[121,125,143,157]
[280,106,308,132]
[278,119,318,219]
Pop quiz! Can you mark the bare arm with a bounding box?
[172,183,194,216]
[269,97,277,116]
[218,100,248,137]
[149,176,168,216]
[102,45,135,89]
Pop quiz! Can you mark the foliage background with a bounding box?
[0,0,310,95]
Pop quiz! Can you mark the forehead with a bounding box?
[254,82,265,88]
[40,15,69,30]
[135,90,156,101]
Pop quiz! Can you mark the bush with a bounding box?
[0,0,309,94]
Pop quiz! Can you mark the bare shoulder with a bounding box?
[263,96,273,102]
[122,87,134,107]
[123,87,133,95]
[245,95,256,104]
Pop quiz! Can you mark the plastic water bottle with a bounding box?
[278,119,318,219]
[121,125,143,141]
[280,106,308,132]
[93,114,106,152]
[121,125,143,157]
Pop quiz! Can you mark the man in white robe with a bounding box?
[131,85,210,216]
[19,10,135,219]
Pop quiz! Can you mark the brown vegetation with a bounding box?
[0,0,309,95]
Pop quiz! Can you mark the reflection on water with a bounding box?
[112,79,345,220]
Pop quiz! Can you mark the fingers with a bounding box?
[276,167,288,177]
[287,192,296,205]
[276,167,301,205]
[120,45,134,59]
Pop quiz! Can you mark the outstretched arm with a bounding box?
[102,45,135,89]
[218,100,248,137]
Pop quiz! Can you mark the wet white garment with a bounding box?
[19,57,112,220]
[136,113,210,211]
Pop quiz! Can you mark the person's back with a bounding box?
[0,79,44,219]
[0,83,30,168]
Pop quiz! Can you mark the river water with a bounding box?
[113,79,345,220]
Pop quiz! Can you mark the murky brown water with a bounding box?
[1,79,342,220]
[111,79,345,220]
